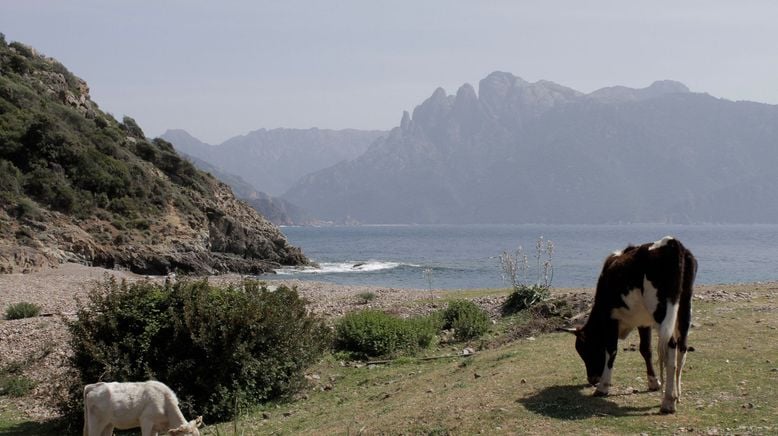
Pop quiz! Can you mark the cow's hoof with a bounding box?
[593,389,608,397]
[647,376,661,391]
[660,398,677,414]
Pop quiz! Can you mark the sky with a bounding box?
[2,1,778,144]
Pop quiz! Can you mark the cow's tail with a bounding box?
[677,246,696,352]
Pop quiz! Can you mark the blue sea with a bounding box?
[262,224,778,290]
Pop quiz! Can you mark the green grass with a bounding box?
[206,287,777,435]
[3,286,776,435]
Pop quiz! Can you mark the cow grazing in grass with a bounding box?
[83,381,202,436]
[563,236,696,414]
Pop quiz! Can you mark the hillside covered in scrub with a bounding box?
[0,35,307,274]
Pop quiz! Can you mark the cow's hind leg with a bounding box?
[659,302,680,414]
[675,269,694,401]
[638,326,660,391]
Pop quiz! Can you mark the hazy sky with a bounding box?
[3,1,778,144]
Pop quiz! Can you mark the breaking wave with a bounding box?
[276,261,417,275]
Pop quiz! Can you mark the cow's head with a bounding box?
[169,416,203,436]
[561,327,606,386]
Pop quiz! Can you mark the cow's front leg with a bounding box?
[594,339,618,396]
[638,326,661,391]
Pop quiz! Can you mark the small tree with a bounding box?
[500,236,554,315]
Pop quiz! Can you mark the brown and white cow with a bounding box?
[563,236,696,414]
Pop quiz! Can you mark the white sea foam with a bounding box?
[276,261,413,275]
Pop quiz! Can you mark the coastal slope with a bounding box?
[0,36,307,274]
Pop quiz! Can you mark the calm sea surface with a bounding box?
[262,224,778,290]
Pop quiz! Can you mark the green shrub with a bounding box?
[442,300,490,341]
[0,159,22,196]
[0,374,35,397]
[23,167,83,214]
[334,310,438,358]
[356,291,376,304]
[501,284,550,316]
[11,197,41,219]
[64,277,330,423]
[4,301,41,320]
[121,116,145,138]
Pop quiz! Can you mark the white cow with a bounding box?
[83,381,202,436]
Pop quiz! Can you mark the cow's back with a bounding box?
[84,381,169,431]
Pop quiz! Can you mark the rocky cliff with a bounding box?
[0,36,307,273]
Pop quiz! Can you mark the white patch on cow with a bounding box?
[659,300,679,344]
[649,236,674,250]
[612,250,623,257]
[596,351,613,395]
[657,299,680,413]
[610,280,659,339]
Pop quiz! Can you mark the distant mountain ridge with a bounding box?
[0,36,307,274]
[283,71,778,224]
[162,127,384,196]
[179,152,311,225]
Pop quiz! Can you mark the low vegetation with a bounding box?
[355,291,376,304]
[334,310,440,358]
[3,301,41,320]
[0,359,36,398]
[500,237,555,314]
[442,299,490,341]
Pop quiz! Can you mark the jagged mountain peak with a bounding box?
[284,70,778,225]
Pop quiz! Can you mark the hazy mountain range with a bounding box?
[161,128,384,197]
[163,71,778,225]
[281,72,778,224]
[179,152,311,225]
